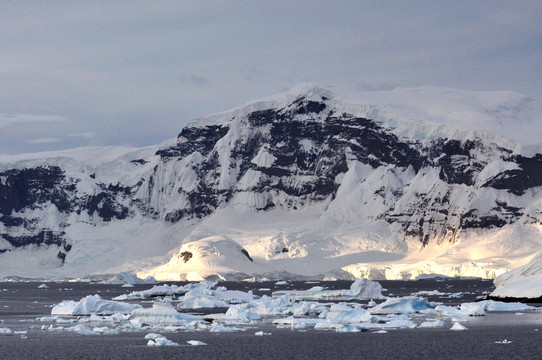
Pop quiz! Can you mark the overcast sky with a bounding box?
[1,1,541,154]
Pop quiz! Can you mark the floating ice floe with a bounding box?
[51,295,141,315]
[145,333,179,346]
[450,322,468,331]
[0,327,13,335]
[412,290,445,296]
[272,279,385,300]
[177,283,256,309]
[336,325,366,333]
[436,300,535,317]
[38,284,49,289]
[114,281,250,304]
[369,296,434,315]
[131,302,204,326]
[255,331,271,336]
[495,339,512,344]
[418,319,447,328]
[187,340,207,345]
[209,323,244,332]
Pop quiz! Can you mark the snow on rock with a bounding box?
[131,302,203,325]
[51,295,141,316]
[3,85,542,282]
[272,279,384,300]
[369,296,434,315]
[491,251,542,299]
[145,333,179,347]
[138,236,256,281]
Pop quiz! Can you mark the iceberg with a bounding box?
[145,333,179,347]
[51,295,141,316]
[369,296,434,315]
[450,322,468,331]
[131,302,204,325]
[272,279,384,300]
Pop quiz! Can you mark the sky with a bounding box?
[1,1,541,154]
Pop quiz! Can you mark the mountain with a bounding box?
[1,84,542,280]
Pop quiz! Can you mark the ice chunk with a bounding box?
[495,339,512,344]
[336,325,366,333]
[114,281,217,301]
[460,303,486,316]
[51,295,141,315]
[0,327,13,335]
[38,284,49,289]
[418,319,447,328]
[255,331,271,336]
[272,279,384,300]
[450,322,468,331]
[369,296,434,314]
[132,302,204,325]
[145,333,179,346]
[187,340,207,346]
[477,300,535,312]
[435,305,469,317]
[209,324,242,333]
[93,326,120,335]
[177,283,255,309]
[325,306,373,324]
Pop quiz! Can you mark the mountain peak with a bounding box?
[186,84,338,128]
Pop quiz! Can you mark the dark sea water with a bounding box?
[0,279,541,360]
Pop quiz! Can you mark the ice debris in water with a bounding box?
[450,322,468,331]
[187,340,207,345]
[369,296,434,315]
[336,325,366,333]
[436,300,535,317]
[51,295,141,315]
[272,279,385,300]
[145,333,179,347]
[38,284,49,289]
[255,331,271,336]
[0,327,13,335]
[131,302,204,325]
[495,339,512,344]
[418,320,447,328]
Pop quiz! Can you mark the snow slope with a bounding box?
[1,84,542,280]
[491,250,542,298]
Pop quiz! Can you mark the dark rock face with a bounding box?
[2,93,542,258]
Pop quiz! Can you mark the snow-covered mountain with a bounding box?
[2,84,542,281]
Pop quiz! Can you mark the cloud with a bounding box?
[0,114,67,129]
[0,1,541,154]
[68,132,97,139]
[25,137,61,145]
